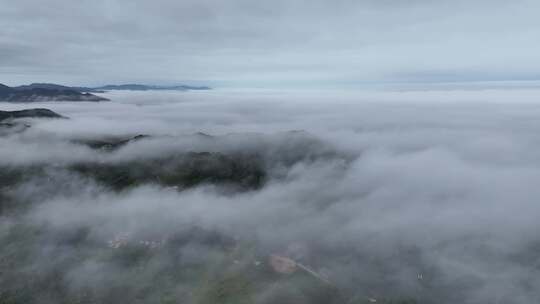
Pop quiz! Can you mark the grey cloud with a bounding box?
[1,0,539,86]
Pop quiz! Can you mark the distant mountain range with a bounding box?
[0,82,211,102]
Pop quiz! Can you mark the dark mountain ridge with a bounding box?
[0,82,211,102]
[0,108,65,122]
[0,83,109,102]
[0,84,13,93]
[0,108,66,136]
[14,83,104,93]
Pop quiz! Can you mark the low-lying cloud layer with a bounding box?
[1,89,540,303]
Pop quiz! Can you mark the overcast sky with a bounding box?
[1,0,540,87]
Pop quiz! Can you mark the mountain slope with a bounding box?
[0,83,108,102]
[0,108,65,121]
[14,83,103,93]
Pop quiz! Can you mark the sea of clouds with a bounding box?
[2,88,540,303]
